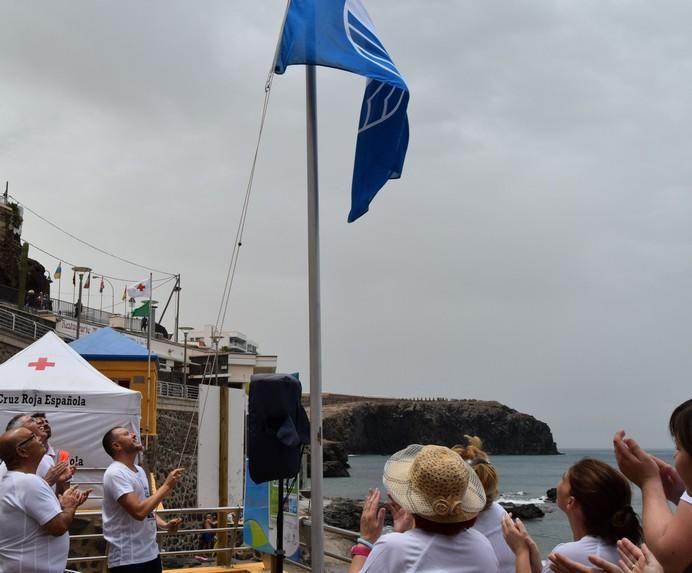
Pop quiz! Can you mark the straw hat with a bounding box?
[383,444,486,523]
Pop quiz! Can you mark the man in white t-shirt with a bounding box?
[102,427,184,573]
[0,414,72,488]
[0,427,91,573]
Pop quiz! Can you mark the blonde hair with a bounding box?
[452,436,498,510]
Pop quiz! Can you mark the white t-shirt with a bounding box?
[543,535,618,573]
[102,461,159,567]
[680,491,691,504]
[0,454,53,481]
[0,470,67,573]
[360,527,499,573]
[37,454,54,481]
[473,502,516,573]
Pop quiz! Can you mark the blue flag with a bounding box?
[275,0,409,222]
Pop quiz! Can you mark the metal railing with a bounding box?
[65,505,361,571]
[157,380,199,401]
[67,506,245,567]
[300,518,359,565]
[0,305,53,340]
[51,298,118,326]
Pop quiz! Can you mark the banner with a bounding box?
[243,466,300,560]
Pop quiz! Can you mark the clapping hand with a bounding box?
[651,456,686,504]
[44,461,75,486]
[166,517,183,532]
[547,540,662,573]
[501,514,542,573]
[386,494,414,533]
[613,431,659,487]
[59,485,92,510]
[548,552,620,573]
[616,540,662,573]
[359,488,385,544]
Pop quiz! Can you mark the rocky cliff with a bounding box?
[314,394,558,455]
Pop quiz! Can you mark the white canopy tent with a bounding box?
[0,331,141,503]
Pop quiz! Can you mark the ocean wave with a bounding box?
[498,495,547,505]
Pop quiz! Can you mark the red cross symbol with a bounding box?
[135,283,146,292]
[28,357,56,371]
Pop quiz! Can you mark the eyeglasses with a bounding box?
[15,434,39,450]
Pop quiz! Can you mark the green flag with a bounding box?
[132,301,150,318]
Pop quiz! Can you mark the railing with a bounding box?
[300,518,358,565]
[158,380,199,401]
[0,305,53,340]
[67,506,245,567]
[51,298,118,326]
[66,505,361,571]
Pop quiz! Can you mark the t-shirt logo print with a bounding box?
[143,485,155,520]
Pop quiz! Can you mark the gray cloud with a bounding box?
[2,0,691,449]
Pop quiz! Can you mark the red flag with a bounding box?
[99,277,105,293]
[83,273,91,289]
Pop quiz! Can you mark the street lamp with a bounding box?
[179,326,193,385]
[72,266,91,339]
[210,334,223,386]
[145,300,159,353]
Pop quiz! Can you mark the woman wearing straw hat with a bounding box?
[348,444,499,573]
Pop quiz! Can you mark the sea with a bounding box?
[323,448,675,556]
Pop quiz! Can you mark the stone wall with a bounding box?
[0,337,24,362]
[148,403,205,557]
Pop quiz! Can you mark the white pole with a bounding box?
[57,270,61,315]
[146,273,153,434]
[305,64,324,573]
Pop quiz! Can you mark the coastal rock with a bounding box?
[314,394,558,455]
[324,498,364,531]
[546,488,557,503]
[324,497,392,532]
[323,461,350,478]
[306,440,351,478]
[500,502,545,520]
[323,497,546,532]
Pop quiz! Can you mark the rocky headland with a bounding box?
[323,497,546,532]
[313,394,557,460]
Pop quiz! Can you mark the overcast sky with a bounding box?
[2,0,691,449]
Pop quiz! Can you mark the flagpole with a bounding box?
[305,64,325,573]
[174,274,180,343]
[57,265,61,315]
[146,273,153,435]
[86,273,91,316]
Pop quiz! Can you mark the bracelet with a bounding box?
[356,537,374,549]
[351,544,371,557]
